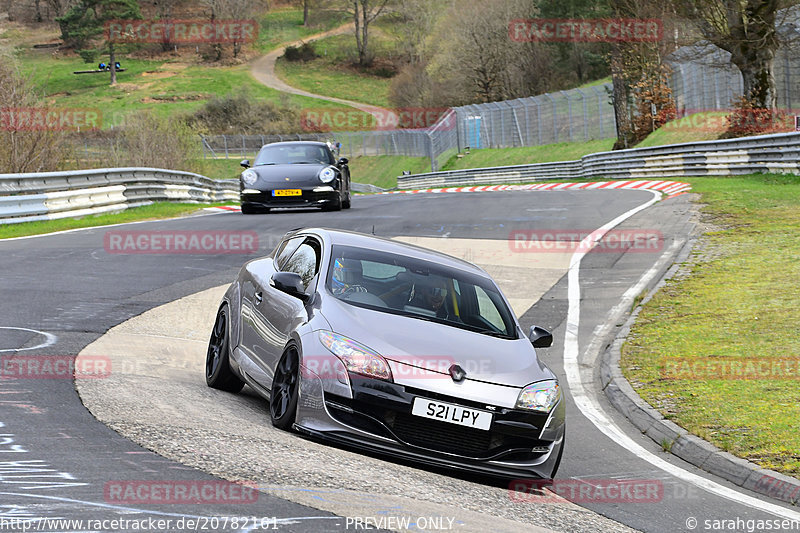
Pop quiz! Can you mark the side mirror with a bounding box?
[338,157,349,166]
[271,272,310,302]
[240,159,250,168]
[528,326,553,348]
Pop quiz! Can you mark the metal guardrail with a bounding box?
[397,131,800,189]
[0,168,238,225]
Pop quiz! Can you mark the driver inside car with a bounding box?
[331,258,367,296]
[408,278,450,318]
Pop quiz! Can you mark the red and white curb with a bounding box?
[381,180,692,199]
[204,205,242,213]
[202,180,692,213]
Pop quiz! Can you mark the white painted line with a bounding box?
[0,327,57,353]
[0,492,343,525]
[563,191,800,521]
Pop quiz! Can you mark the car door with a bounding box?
[250,236,322,385]
[240,236,304,382]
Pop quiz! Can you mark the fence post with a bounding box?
[428,132,436,172]
[223,135,229,159]
[594,86,604,138]
[561,91,573,142]
[544,93,557,143]
[576,88,588,140]
[785,48,792,110]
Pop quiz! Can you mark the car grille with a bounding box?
[390,413,492,457]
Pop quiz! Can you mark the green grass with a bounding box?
[637,111,729,147]
[0,202,228,239]
[348,155,431,189]
[574,76,611,89]
[194,159,247,181]
[440,139,615,171]
[13,9,360,130]
[274,33,395,108]
[21,55,360,129]
[255,8,349,53]
[621,173,800,478]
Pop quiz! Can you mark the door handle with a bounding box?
[254,291,263,304]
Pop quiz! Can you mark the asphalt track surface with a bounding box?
[1,189,798,532]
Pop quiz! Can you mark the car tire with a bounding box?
[322,194,342,212]
[205,305,245,393]
[342,190,351,209]
[242,204,269,214]
[270,345,300,430]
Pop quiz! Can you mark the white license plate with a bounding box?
[411,398,492,431]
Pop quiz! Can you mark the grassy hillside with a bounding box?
[7,9,360,130]
[274,29,399,109]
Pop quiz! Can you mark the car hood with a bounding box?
[319,297,554,388]
[248,163,333,189]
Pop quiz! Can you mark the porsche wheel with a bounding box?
[270,345,300,430]
[242,204,269,214]
[206,305,245,392]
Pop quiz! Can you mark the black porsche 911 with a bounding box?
[239,141,352,214]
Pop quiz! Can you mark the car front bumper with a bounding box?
[295,368,565,479]
[241,188,340,209]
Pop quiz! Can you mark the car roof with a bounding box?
[288,227,487,276]
[260,141,329,148]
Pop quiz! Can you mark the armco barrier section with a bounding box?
[0,168,238,224]
[397,131,800,189]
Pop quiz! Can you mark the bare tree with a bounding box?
[155,0,181,52]
[201,0,257,59]
[0,53,68,173]
[393,0,439,64]
[675,0,788,110]
[608,0,681,148]
[426,0,541,103]
[328,0,389,66]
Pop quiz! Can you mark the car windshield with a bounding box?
[254,144,333,166]
[326,245,518,339]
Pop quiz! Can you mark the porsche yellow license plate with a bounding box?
[272,189,302,197]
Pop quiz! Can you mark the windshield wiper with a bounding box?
[470,328,513,339]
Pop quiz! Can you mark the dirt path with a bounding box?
[250,23,393,122]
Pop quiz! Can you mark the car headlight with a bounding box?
[241,169,258,186]
[318,167,336,183]
[318,331,392,381]
[515,380,560,412]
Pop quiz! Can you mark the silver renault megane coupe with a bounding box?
[205,227,564,479]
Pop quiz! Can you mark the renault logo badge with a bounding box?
[448,364,466,382]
